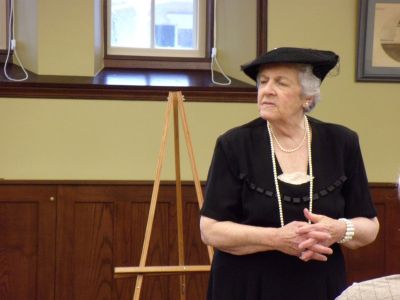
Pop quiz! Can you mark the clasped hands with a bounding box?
[278,208,343,262]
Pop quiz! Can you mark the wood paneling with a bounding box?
[0,185,57,300]
[0,181,398,300]
[55,186,114,300]
[342,184,400,284]
[54,183,207,300]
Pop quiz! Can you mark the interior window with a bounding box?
[107,0,207,58]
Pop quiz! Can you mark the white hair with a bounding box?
[256,63,322,112]
[295,64,321,112]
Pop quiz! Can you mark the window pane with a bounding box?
[107,0,206,58]
[154,0,196,49]
[110,0,151,48]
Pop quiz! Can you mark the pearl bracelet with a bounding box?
[338,218,355,244]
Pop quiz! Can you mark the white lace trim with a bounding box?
[278,172,313,185]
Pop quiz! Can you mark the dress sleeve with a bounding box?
[342,132,377,219]
[200,137,243,222]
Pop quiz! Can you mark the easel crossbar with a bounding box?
[114,265,211,278]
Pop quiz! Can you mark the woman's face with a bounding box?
[257,64,308,123]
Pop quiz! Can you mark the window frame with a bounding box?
[104,0,214,70]
[107,0,206,58]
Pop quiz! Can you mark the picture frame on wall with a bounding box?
[357,0,400,82]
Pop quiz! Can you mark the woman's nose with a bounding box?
[260,81,276,95]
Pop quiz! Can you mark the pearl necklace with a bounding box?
[267,115,314,227]
[269,117,307,153]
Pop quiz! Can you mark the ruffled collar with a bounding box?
[278,172,313,185]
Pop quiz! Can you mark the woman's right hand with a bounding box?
[276,221,333,261]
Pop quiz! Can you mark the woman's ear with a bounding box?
[303,96,314,111]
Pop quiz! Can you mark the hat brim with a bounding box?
[241,47,339,82]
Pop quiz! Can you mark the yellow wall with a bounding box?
[15,0,102,76]
[0,0,399,182]
[0,0,7,50]
[14,0,38,72]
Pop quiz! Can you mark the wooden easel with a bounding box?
[114,91,214,300]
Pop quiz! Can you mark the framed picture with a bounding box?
[357,0,400,82]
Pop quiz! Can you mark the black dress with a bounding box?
[200,117,377,300]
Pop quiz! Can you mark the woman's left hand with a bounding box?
[296,208,346,262]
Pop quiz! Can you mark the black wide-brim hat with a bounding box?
[241,47,339,82]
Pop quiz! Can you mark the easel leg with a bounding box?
[132,96,173,300]
[172,93,186,300]
[177,94,214,262]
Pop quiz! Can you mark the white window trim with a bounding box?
[106,0,207,58]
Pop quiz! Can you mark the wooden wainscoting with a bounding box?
[0,181,398,300]
[342,183,400,283]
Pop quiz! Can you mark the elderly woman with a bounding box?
[199,47,379,300]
